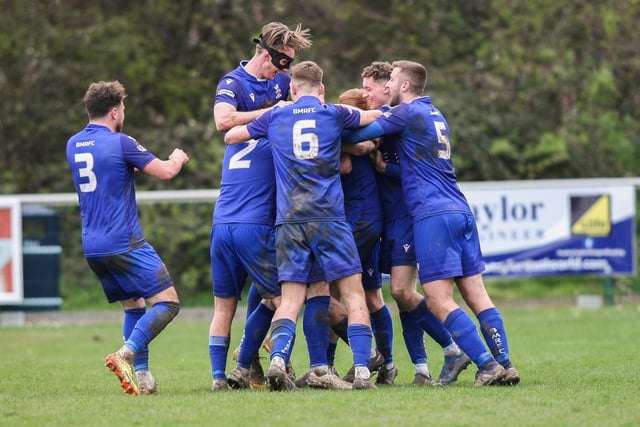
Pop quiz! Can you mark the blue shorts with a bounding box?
[210,223,280,299]
[361,241,382,290]
[350,219,383,257]
[276,221,361,283]
[414,213,485,283]
[350,219,382,290]
[379,215,416,274]
[86,243,173,303]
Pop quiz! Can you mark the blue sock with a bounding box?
[209,336,230,380]
[332,317,349,344]
[269,318,297,362]
[245,283,261,319]
[327,341,338,367]
[303,296,330,367]
[123,307,149,371]
[399,310,427,364]
[477,307,511,367]
[370,306,394,364]
[285,333,296,367]
[444,308,493,368]
[347,323,373,368]
[124,302,179,354]
[413,298,454,348]
[237,302,274,369]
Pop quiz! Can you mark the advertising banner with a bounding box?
[460,180,636,278]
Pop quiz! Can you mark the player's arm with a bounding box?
[214,100,291,132]
[371,149,400,178]
[225,110,272,145]
[142,148,189,180]
[214,103,262,132]
[358,109,383,126]
[224,125,252,145]
[342,121,386,145]
[340,152,352,175]
[341,140,376,156]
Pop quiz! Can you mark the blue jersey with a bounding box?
[372,97,472,221]
[212,62,289,224]
[341,152,382,288]
[375,115,411,222]
[341,153,382,222]
[66,124,156,257]
[215,61,289,111]
[372,107,415,271]
[213,138,275,225]
[247,96,362,225]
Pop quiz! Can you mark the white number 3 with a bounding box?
[74,152,97,192]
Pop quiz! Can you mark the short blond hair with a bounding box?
[257,22,312,51]
[391,60,427,95]
[290,60,323,91]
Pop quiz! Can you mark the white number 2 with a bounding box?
[293,120,319,159]
[229,139,258,169]
[434,120,451,159]
[74,152,97,192]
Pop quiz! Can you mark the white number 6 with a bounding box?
[293,120,319,159]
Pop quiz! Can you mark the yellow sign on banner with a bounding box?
[571,195,611,237]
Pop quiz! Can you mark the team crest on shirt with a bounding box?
[274,84,283,100]
[127,136,147,152]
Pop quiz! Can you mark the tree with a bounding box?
[1,0,638,299]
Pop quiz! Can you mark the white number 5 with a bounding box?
[434,121,451,160]
[74,152,97,192]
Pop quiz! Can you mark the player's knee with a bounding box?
[163,301,180,320]
[390,285,408,303]
[153,301,180,323]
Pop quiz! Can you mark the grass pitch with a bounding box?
[1,305,639,427]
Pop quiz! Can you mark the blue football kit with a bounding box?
[247,95,363,283]
[247,95,375,374]
[209,62,291,380]
[210,137,280,299]
[66,124,173,302]
[210,62,288,299]
[345,97,485,282]
[374,117,417,273]
[345,96,516,380]
[215,61,289,112]
[68,120,183,380]
[341,152,383,290]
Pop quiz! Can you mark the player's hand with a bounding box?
[169,148,189,165]
[274,100,293,108]
[371,150,386,174]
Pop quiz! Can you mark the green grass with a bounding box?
[1,306,639,426]
[59,273,640,310]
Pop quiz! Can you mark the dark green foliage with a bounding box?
[1,0,638,301]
